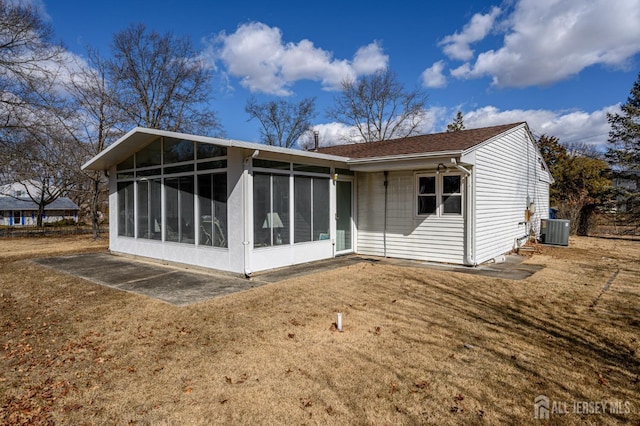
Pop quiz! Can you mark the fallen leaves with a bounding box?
[598,372,608,386]
[414,381,429,391]
[389,383,397,395]
[224,373,249,385]
[289,318,301,327]
[450,393,465,414]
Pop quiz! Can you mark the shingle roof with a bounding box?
[0,197,79,211]
[316,122,525,159]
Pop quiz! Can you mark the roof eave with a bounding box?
[346,150,464,165]
[82,127,350,171]
[461,122,527,156]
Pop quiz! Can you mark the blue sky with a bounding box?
[32,0,640,149]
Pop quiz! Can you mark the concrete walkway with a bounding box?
[33,252,542,306]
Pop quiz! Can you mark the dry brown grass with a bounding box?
[1,235,639,425]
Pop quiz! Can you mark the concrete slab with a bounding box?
[251,255,369,283]
[33,253,263,306]
[32,252,543,307]
[378,254,544,280]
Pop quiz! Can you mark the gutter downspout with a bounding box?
[383,171,388,257]
[242,150,259,277]
[451,159,474,266]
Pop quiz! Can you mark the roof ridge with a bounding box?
[319,122,523,150]
[316,122,525,159]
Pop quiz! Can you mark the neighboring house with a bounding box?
[82,122,551,275]
[0,184,80,226]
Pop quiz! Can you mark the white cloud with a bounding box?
[439,7,501,61]
[299,105,615,150]
[450,62,471,79]
[7,0,50,20]
[463,104,620,148]
[352,42,389,75]
[209,22,388,96]
[303,106,448,148]
[296,122,357,149]
[445,0,640,87]
[416,106,449,134]
[421,60,447,88]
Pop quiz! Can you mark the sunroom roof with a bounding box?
[82,127,350,171]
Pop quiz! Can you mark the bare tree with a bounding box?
[55,50,124,238]
[0,0,67,201]
[245,97,316,148]
[0,0,64,122]
[2,127,78,227]
[108,23,221,135]
[327,69,428,143]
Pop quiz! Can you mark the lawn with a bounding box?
[1,235,639,425]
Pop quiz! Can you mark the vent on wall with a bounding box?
[540,219,570,246]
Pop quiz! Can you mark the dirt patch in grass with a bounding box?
[1,235,639,424]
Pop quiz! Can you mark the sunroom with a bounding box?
[83,127,351,276]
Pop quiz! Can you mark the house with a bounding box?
[0,182,80,226]
[82,122,551,275]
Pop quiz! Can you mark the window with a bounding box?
[165,176,195,244]
[136,179,162,240]
[416,174,463,216]
[293,164,331,174]
[117,155,134,171]
[198,173,227,247]
[312,178,330,240]
[163,138,194,164]
[253,159,290,170]
[442,175,462,214]
[294,177,311,243]
[417,176,436,215]
[137,181,148,238]
[136,139,161,168]
[117,181,134,236]
[115,137,228,247]
[294,177,330,243]
[253,173,290,247]
[197,160,227,171]
[197,143,226,159]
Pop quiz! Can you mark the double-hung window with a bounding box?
[417,176,437,215]
[416,173,463,216]
[442,175,462,214]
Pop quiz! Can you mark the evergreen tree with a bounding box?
[537,134,611,235]
[607,72,640,171]
[606,72,640,217]
[446,110,465,132]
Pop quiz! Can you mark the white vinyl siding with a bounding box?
[357,171,465,264]
[474,126,550,264]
